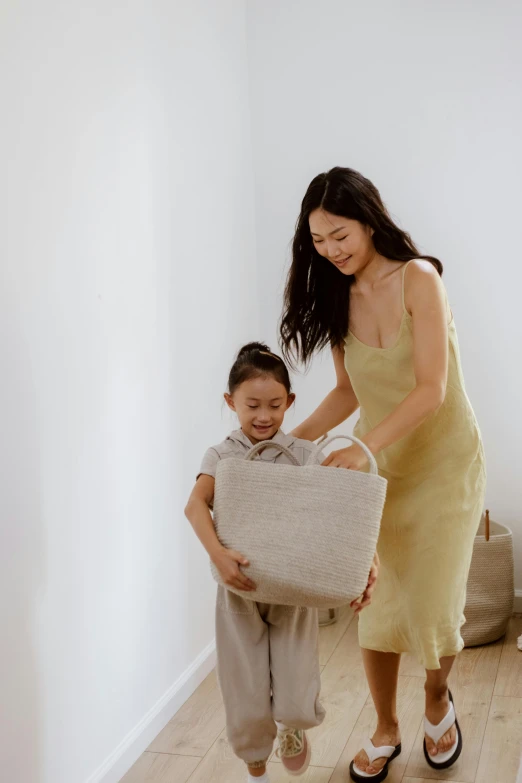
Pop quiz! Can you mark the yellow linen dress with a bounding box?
[344,261,486,670]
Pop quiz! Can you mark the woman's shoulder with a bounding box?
[402,258,451,326]
[405,258,441,279]
[404,258,446,306]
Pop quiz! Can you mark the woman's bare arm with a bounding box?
[291,344,359,442]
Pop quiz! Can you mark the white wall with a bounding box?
[246,0,522,589]
[0,2,257,782]
[2,3,520,781]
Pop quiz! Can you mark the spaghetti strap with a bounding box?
[401,260,414,313]
[401,259,453,324]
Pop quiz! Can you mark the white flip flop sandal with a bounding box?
[349,738,402,782]
[423,689,463,770]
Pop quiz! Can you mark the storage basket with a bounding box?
[462,510,514,647]
[211,435,387,608]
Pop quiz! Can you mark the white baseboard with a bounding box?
[514,589,522,614]
[86,639,217,783]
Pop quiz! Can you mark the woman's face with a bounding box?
[309,209,375,276]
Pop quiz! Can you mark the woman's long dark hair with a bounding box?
[279,167,442,366]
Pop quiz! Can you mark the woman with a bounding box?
[280,167,485,782]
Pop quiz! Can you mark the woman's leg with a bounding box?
[424,655,457,757]
[354,649,402,775]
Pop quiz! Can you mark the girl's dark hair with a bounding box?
[280,167,443,365]
[228,342,292,395]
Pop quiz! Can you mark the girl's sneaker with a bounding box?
[276,728,311,776]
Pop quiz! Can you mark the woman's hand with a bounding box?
[351,552,380,614]
[321,443,369,471]
[211,547,257,592]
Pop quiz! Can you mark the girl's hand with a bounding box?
[211,547,257,592]
[351,552,380,614]
[321,443,369,471]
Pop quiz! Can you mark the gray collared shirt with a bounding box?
[198,429,324,479]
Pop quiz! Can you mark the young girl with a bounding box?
[185,342,326,782]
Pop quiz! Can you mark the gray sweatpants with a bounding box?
[215,587,325,766]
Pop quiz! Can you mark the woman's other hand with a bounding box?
[321,443,369,471]
[351,552,380,614]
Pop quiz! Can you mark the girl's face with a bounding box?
[225,376,295,444]
[309,209,375,276]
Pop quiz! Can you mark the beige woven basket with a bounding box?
[462,510,514,647]
[211,434,387,608]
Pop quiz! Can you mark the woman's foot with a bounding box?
[424,685,457,757]
[353,722,401,775]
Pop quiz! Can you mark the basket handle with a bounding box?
[244,440,301,466]
[307,434,379,476]
[485,509,490,542]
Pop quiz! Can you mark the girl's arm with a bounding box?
[323,261,448,469]
[185,475,256,591]
[291,343,360,442]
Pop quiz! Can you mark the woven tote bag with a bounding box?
[210,434,387,608]
[462,510,514,647]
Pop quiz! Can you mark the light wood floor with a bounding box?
[121,614,522,783]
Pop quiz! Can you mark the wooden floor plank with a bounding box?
[403,778,467,783]
[267,762,333,782]
[494,617,522,698]
[147,671,225,757]
[400,653,427,678]
[122,612,522,783]
[475,695,522,783]
[330,675,424,783]
[318,606,355,667]
[405,639,503,782]
[184,729,247,783]
[120,752,200,783]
